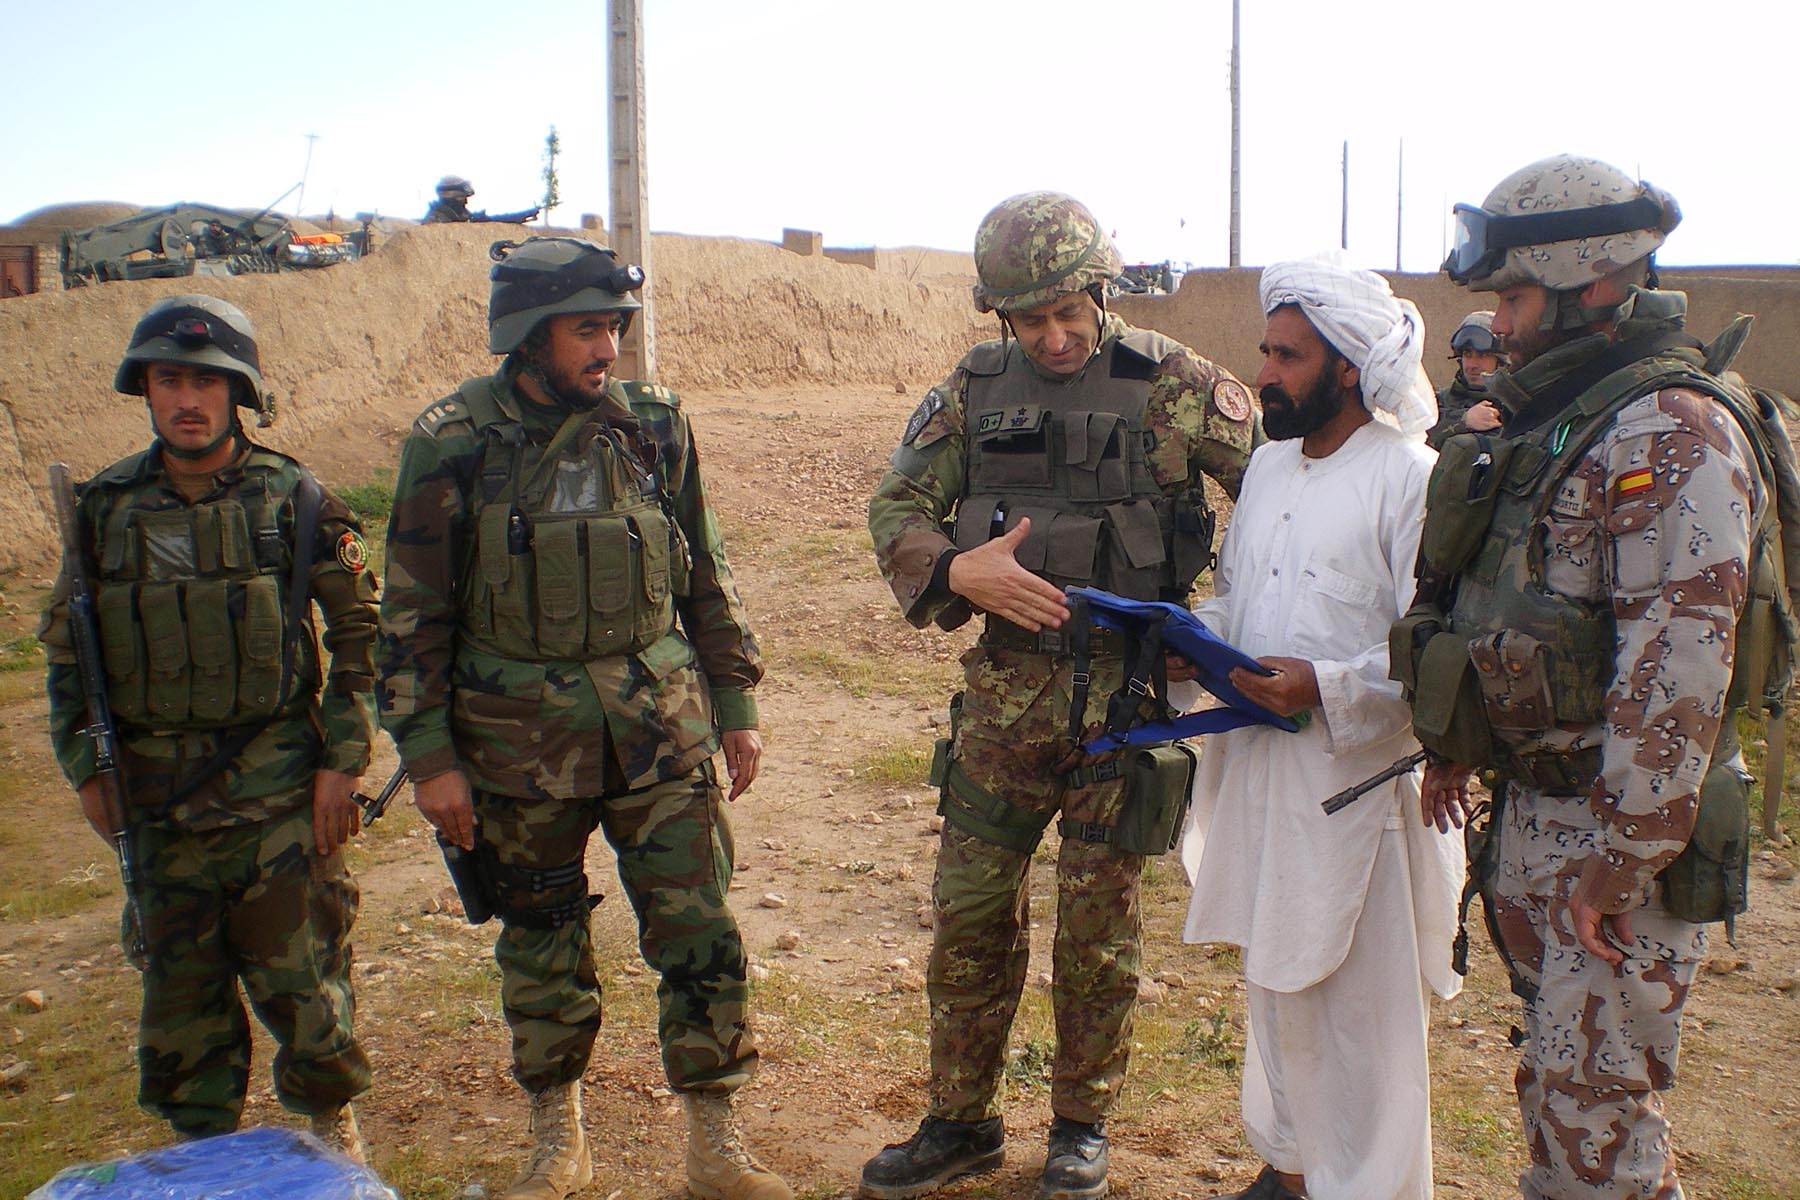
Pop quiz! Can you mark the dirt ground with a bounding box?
[1,379,1797,1200]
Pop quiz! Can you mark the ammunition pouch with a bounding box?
[487,852,601,931]
[1394,608,1494,769]
[1659,751,1751,927]
[1057,742,1198,856]
[1418,433,1538,580]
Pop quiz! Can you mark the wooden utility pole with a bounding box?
[1340,141,1349,251]
[1395,138,1404,271]
[1228,0,1241,267]
[608,0,656,381]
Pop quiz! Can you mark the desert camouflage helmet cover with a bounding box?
[972,191,1123,314]
[1446,154,1681,292]
[487,236,645,354]
[113,294,275,422]
[436,174,475,196]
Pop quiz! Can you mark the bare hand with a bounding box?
[1568,880,1635,967]
[1165,651,1199,684]
[1421,759,1477,833]
[721,728,762,801]
[1227,656,1319,718]
[946,517,1070,632]
[312,769,363,855]
[76,777,122,843]
[1464,401,1504,433]
[414,769,475,851]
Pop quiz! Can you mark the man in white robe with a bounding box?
[1183,259,1464,1200]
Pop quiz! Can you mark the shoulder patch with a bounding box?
[903,388,946,446]
[1212,379,1252,423]
[335,530,369,573]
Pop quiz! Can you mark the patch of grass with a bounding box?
[1437,1103,1513,1161]
[787,647,887,699]
[0,663,45,706]
[0,862,116,922]
[336,469,395,525]
[855,744,934,786]
[0,634,45,673]
[1173,1008,1241,1072]
[1003,1036,1055,1092]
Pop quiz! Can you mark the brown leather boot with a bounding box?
[682,1091,794,1200]
[502,1081,594,1200]
[308,1103,368,1165]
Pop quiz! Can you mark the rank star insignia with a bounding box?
[336,531,368,573]
[1212,379,1252,423]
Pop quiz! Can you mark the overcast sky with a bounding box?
[5,0,1794,271]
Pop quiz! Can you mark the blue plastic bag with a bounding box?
[29,1127,396,1200]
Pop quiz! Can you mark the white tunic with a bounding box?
[1180,420,1463,999]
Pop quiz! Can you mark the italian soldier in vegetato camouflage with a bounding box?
[1416,157,1790,1199]
[38,296,377,1160]
[377,237,790,1200]
[861,192,1258,1200]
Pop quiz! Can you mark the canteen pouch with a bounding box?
[1411,631,1494,768]
[1111,742,1200,856]
[1659,756,1751,925]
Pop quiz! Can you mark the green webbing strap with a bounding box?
[1061,757,1124,790]
[1056,816,1114,845]
[939,761,1053,854]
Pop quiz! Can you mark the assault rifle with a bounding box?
[1321,749,1430,815]
[49,463,148,968]
[475,207,542,225]
[352,766,493,923]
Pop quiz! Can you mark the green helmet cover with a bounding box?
[487,237,646,355]
[113,294,275,424]
[971,191,1123,315]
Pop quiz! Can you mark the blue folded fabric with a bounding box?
[1065,586,1300,751]
[30,1126,394,1200]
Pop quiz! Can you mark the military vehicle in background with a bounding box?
[1113,261,1181,295]
[59,200,367,287]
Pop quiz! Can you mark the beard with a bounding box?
[522,353,610,411]
[1499,323,1567,371]
[1260,367,1344,441]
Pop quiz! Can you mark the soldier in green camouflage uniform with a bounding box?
[377,236,789,1200]
[861,193,1259,1200]
[1418,157,1776,1199]
[1423,310,1507,449]
[40,295,377,1159]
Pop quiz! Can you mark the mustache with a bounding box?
[1259,384,1293,408]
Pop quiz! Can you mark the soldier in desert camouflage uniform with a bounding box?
[861,193,1258,1200]
[1414,156,1778,1198]
[377,236,789,1200]
[40,295,377,1159]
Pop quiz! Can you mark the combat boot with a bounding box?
[682,1091,794,1200]
[1039,1117,1107,1200]
[309,1102,368,1165]
[502,1081,593,1200]
[859,1116,1005,1200]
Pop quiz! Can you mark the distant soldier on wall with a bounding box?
[40,294,378,1160]
[423,175,540,226]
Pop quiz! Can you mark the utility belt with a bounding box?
[926,690,1197,857]
[982,615,1125,658]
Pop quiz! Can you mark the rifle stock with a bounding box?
[49,462,148,968]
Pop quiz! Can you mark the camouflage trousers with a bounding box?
[1495,786,1706,1200]
[928,644,1141,1125]
[131,802,369,1135]
[475,758,756,1096]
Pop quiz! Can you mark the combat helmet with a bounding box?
[114,294,276,426]
[972,191,1123,315]
[1447,311,1502,359]
[437,174,475,197]
[1444,154,1680,294]
[486,236,645,354]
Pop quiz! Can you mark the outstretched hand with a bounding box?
[947,517,1070,632]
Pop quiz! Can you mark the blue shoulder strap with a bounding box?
[1065,586,1300,752]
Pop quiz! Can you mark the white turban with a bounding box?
[1259,256,1438,438]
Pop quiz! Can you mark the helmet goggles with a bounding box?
[1444,195,1666,285]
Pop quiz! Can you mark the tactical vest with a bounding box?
[1398,347,1797,774]
[88,450,318,732]
[449,375,690,662]
[953,330,1214,602]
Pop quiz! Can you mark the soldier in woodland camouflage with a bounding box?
[377,236,789,1200]
[861,192,1259,1200]
[1416,156,1772,1198]
[40,295,377,1160]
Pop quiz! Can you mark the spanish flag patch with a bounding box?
[1616,469,1655,497]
